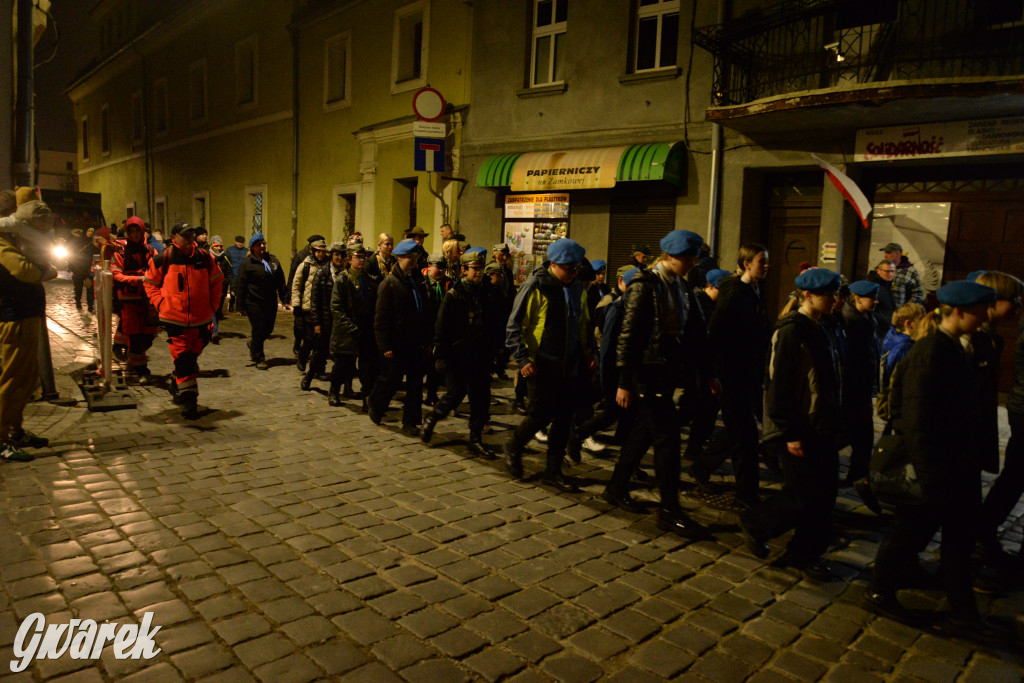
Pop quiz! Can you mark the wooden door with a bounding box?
[765,182,823,323]
[946,201,1024,391]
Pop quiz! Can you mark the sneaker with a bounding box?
[1,442,33,462]
[581,437,606,453]
[534,430,548,443]
[8,430,48,449]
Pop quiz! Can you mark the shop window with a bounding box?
[131,90,144,146]
[531,0,567,86]
[392,1,429,93]
[634,0,679,72]
[100,104,110,156]
[235,35,258,109]
[153,78,168,136]
[189,59,208,125]
[324,31,352,110]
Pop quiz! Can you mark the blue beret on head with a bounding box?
[249,233,265,248]
[547,238,585,265]
[706,269,730,288]
[465,246,487,262]
[590,259,607,273]
[795,268,841,293]
[659,230,703,258]
[937,281,997,308]
[966,270,985,283]
[849,280,880,298]
[393,239,419,256]
[622,267,639,286]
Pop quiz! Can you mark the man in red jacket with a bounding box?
[111,216,158,377]
[143,222,222,419]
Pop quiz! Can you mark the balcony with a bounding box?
[694,0,1024,132]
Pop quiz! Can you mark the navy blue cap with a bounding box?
[849,280,880,298]
[393,239,419,256]
[706,269,730,288]
[937,281,997,307]
[590,259,607,273]
[966,270,985,282]
[622,267,639,286]
[547,238,585,265]
[660,230,703,258]
[795,268,841,293]
[249,233,265,248]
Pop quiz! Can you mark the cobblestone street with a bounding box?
[0,276,1022,682]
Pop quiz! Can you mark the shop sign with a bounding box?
[821,242,838,263]
[511,146,627,191]
[855,117,1024,162]
[504,193,570,219]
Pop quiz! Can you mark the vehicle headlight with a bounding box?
[52,244,69,261]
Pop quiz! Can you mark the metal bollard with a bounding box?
[93,259,113,391]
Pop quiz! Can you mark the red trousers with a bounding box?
[167,325,210,396]
[115,302,157,370]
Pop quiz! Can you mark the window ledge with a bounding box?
[619,67,681,85]
[516,82,568,98]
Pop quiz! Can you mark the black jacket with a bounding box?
[868,271,896,339]
[374,267,429,354]
[707,275,769,389]
[971,326,1004,473]
[309,263,344,331]
[895,328,982,498]
[236,253,288,309]
[840,301,881,401]
[763,311,841,444]
[1007,317,1024,417]
[433,278,498,365]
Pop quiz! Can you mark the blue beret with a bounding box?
[795,268,841,293]
[393,239,419,256]
[591,260,607,273]
[465,247,487,262]
[706,269,730,288]
[249,233,265,247]
[966,270,985,283]
[937,281,997,308]
[659,230,703,258]
[849,280,880,298]
[547,238,585,265]
[622,267,639,286]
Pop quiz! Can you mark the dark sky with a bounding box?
[34,0,94,153]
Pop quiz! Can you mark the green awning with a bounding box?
[476,142,686,189]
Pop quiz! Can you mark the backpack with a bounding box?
[875,350,905,423]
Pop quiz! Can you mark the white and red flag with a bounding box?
[813,154,872,229]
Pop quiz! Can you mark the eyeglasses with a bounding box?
[876,267,895,274]
[558,262,583,273]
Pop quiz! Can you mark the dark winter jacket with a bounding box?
[881,327,913,386]
[894,328,982,499]
[598,296,625,399]
[840,301,881,400]
[235,253,288,310]
[506,265,593,378]
[707,275,769,389]
[1007,317,1024,417]
[762,311,842,444]
[0,233,46,321]
[868,270,896,339]
[971,325,1004,473]
[213,252,233,300]
[374,266,429,355]
[309,262,345,332]
[224,244,247,281]
[330,268,377,356]
[433,277,497,366]
[365,251,396,286]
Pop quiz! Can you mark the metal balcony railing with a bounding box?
[693,0,1024,107]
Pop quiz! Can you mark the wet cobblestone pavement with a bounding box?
[0,275,1021,681]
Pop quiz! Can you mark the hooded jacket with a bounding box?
[291,254,326,310]
[111,217,156,302]
[143,241,222,328]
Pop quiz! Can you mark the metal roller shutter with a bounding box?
[606,193,676,275]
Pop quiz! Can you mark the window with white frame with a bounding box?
[324,31,352,110]
[235,35,258,109]
[100,104,111,155]
[531,0,567,86]
[153,78,168,136]
[81,117,89,162]
[131,90,144,146]
[189,60,208,124]
[391,1,429,92]
[245,185,267,238]
[634,0,679,72]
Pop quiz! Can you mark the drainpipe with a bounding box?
[130,43,153,221]
[705,0,728,256]
[289,3,300,257]
[13,0,33,186]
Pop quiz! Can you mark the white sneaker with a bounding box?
[534,431,548,443]
[582,437,606,453]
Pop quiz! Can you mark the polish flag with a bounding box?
[813,154,872,229]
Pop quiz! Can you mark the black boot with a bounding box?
[656,506,710,538]
[181,395,199,420]
[328,393,342,407]
[601,487,646,513]
[540,452,579,493]
[503,440,524,479]
[468,433,497,460]
[420,413,439,444]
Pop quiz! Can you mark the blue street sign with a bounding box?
[414,137,445,172]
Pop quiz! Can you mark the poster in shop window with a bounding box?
[503,194,570,285]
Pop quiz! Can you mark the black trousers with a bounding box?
[329,354,357,395]
[843,388,876,481]
[746,438,839,565]
[980,410,1024,548]
[292,307,306,355]
[874,479,980,615]
[719,380,762,502]
[425,351,442,402]
[246,303,277,362]
[72,272,94,308]
[368,349,425,427]
[507,372,581,473]
[432,362,491,435]
[297,311,317,365]
[608,388,680,509]
[304,329,331,383]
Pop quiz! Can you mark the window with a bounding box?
[193,191,209,231]
[324,31,352,110]
[125,202,136,219]
[245,185,267,238]
[81,117,89,162]
[100,104,110,156]
[235,35,258,109]
[531,0,567,86]
[131,90,144,146]
[153,78,168,136]
[154,196,167,236]
[634,0,678,72]
[391,1,429,93]
[189,60,208,124]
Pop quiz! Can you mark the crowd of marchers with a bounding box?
[2,189,1023,646]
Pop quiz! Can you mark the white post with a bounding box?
[93,258,113,391]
